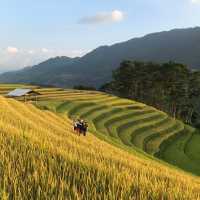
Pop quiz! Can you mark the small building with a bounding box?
[7,88,40,102]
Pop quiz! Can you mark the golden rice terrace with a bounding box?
[0,84,200,199]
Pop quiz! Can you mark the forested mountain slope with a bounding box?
[1,27,200,87]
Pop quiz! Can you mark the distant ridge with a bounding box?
[1,27,200,87]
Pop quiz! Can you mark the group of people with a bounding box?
[73,118,88,136]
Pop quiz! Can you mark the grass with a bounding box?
[185,132,200,164]
[157,128,200,175]
[131,116,170,149]
[144,120,184,154]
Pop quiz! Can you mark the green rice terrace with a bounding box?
[1,84,200,176]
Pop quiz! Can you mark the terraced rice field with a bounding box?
[1,85,200,176]
[1,91,200,199]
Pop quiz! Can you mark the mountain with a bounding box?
[1,27,200,88]
[0,56,80,87]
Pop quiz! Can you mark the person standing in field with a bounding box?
[79,120,88,136]
[73,118,81,135]
[82,122,88,136]
[76,119,82,136]
[73,119,88,136]
[73,119,78,132]
[79,119,84,135]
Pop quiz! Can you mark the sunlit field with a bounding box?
[1,84,200,199]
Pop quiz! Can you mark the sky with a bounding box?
[0,0,200,72]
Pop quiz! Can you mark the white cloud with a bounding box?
[41,48,49,53]
[7,46,19,54]
[191,0,200,4]
[0,47,89,72]
[79,10,124,24]
[28,50,35,54]
[111,10,124,22]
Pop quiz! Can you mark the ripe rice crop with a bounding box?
[0,96,200,199]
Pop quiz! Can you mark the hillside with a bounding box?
[1,84,200,176]
[0,56,79,87]
[1,27,200,87]
[0,86,200,199]
[34,87,200,176]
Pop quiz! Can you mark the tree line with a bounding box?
[101,61,200,127]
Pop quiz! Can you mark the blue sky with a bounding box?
[0,0,200,71]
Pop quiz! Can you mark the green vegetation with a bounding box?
[101,61,200,128]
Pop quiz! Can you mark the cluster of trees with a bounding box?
[101,61,200,127]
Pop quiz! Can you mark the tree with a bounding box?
[102,60,200,127]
